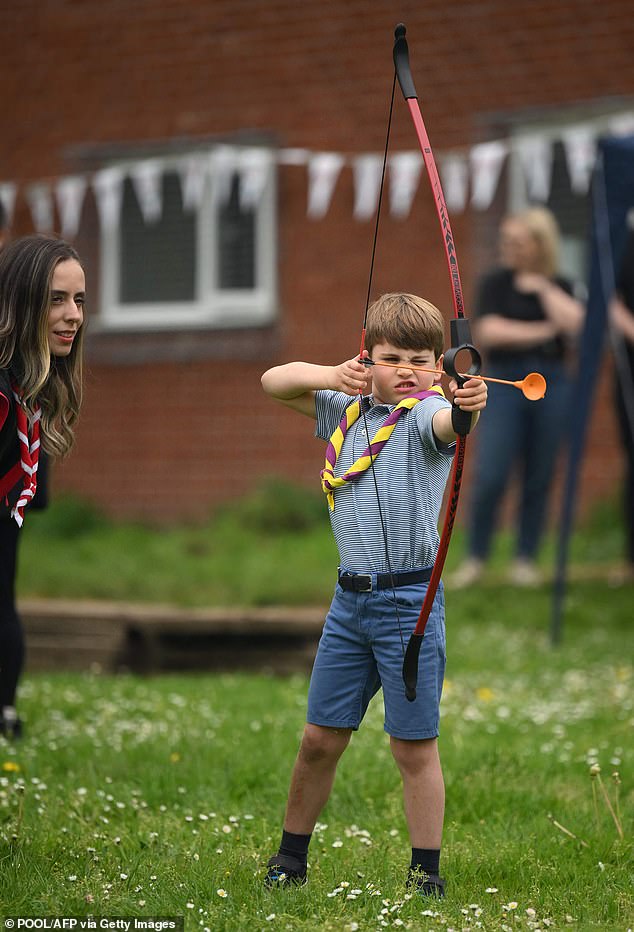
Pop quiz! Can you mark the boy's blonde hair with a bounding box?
[364,293,445,359]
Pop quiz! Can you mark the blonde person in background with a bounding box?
[452,207,585,588]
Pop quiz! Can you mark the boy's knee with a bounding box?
[299,724,351,764]
[390,736,438,774]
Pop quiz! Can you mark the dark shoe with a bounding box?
[407,868,445,898]
[0,714,23,739]
[264,854,307,887]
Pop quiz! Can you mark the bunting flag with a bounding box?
[26,183,54,233]
[439,153,469,212]
[516,134,554,203]
[470,140,508,210]
[238,148,271,210]
[389,152,423,218]
[562,127,597,195]
[212,145,239,207]
[93,166,125,233]
[307,152,344,219]
[55,175,87,239]
[353,154,384,220]
[0,182,17,228]
[177,152,209,212]
[130,159,164,223]
[2,109,634,233]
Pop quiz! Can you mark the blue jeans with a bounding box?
[307,578,446,740]
[466,357,572,561]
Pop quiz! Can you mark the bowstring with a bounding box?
[358,69,406,656]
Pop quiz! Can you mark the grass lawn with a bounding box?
[1,588,632,930]
[3,486,632,929]
[14,484,632,607]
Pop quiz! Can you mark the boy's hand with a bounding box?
[449,376,488,412]
[330,355,373,396]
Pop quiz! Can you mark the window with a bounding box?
[99,148,277,330]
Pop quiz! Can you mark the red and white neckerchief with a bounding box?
[10,382,41,527]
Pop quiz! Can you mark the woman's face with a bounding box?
[498,218,540,272]
[47,258,85,356]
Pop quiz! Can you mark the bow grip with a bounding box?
[444,318,481,437]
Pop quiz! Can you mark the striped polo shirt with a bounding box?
[315,389,454,573]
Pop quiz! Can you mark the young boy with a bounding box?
[260,292,487,896]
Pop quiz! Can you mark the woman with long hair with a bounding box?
[0,234,85,737]
[451,207,585,588]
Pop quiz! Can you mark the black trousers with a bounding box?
[0,515,24,708]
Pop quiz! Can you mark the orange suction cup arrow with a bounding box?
[364,360,547,400]
[472,370,547,400]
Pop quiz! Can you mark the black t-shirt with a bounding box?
[0,368,21,511]
[474,267,574,365]
[0,368,18,473]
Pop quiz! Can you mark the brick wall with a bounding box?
[2,0,633,525]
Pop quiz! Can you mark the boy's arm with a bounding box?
[261,357,371,419]
[432,377,488,444]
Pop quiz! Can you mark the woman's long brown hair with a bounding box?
[0,235,84,457]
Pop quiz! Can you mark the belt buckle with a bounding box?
[356,574,373,592]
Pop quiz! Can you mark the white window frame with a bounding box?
[98,149,277,331]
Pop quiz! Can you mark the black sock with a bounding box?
[279,829,311,864]
[410,847,441,876]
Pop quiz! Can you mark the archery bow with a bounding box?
[392,23,481,701]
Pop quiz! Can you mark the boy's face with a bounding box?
[369,341,443,406]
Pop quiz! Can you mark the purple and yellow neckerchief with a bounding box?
[320,386,445,510]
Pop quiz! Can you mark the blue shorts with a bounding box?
[307,576,446,740]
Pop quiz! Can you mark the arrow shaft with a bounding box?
[369,360,519,389]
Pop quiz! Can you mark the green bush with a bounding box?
[27,494,109,539]
[215,477,328,534]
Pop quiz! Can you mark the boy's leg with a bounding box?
[267,583,375,887]
[390,736,444,847]
[390,735,446,896]
[284,723,352,832]
[266,723,351,886]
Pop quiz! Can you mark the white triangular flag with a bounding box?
[353,154,383,220]
[439,153,468,212]
[307,152,344,219]
[277,148,309,166]
[0,182,17,228]
[389,152,423,218]
[516,135,553,203]
[561,126,596,195]
[26,183,54,233]
[470,141,508,210]
[239,148,271,210]
[55,175,87,239]
[93,167,125,233]
[178,152,209,212]
[130,159,164,223]
[608,112,634,137]
[212,146,240,207]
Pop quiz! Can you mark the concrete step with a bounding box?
[19,598,326,675]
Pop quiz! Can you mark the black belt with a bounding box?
[337,567,433,592]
